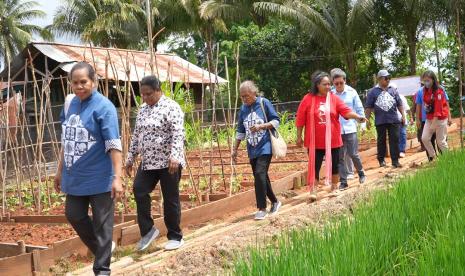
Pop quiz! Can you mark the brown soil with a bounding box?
[0,223,75,246]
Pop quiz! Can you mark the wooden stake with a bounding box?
[457,6,464,148]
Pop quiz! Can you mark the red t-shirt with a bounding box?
[423,87,449,120]
[296,93,352,149]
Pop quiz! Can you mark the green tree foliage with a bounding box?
[220,21,339,101]
[48,0,144,48]
[0,0,52,65]
[199,0,273,27]
[255,0,375,86]
[381,0,431,75]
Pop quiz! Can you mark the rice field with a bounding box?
[233,150,465,275]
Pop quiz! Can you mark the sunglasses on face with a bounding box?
[333,82,344,86]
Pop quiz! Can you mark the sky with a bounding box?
[32,0,81,44]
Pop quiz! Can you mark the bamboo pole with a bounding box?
[229,45,241,196]
[184,153,201,205]
[21,61,37,208]
[212,43,227,191]
[0,53,11,216]
[457,6,464,149]
[27,50,44,213]
[105,58,109,98]
[146,0,155,74]
[183,62,203,204]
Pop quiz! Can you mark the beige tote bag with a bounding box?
[259,98,287,158]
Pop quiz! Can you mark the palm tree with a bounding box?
[177,0,228,72]
[0,0,52,66]
[147,0,193,50]
[49,0,144,48]
[199,0,277,27]
[255,0,374,86]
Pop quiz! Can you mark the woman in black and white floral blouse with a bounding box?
[125,75,185,251]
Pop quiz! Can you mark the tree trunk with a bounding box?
[433,20,442,82]
[345,51,358,87]
[407,33,417,75]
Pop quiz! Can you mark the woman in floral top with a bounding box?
[125,75,185,251]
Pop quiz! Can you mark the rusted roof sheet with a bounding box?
[32,42,227,84]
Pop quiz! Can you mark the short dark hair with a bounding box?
[310,71,330,95]
[421,70,439,91]
[70,62,96,80]
[141,75,161,91]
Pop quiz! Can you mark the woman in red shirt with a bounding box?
[296,71,366,200]
[419,70,452,160]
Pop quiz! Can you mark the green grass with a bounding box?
[233,150,465,275]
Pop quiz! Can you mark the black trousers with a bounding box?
[418,121,438,157]
[250,154,278,210]
[133,166,183,241]
[315,148,340,180]
[65,192,114,276]
[376,123,400,163]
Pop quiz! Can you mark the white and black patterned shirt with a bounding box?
[126,95,185,170]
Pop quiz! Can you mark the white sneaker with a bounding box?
[399,152,406,158]
[111,241,116,253]
[254,210,268,220]
[164,239,184,250]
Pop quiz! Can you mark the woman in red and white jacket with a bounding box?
[418,70,452,160]
[295,71,366,200]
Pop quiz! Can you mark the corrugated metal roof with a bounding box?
[7,42,228,84]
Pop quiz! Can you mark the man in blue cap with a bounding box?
[365,70,406,168]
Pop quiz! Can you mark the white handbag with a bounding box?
[259,98,287,158]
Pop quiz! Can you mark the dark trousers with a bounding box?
[339,133,364,183]
[418,121,438,157]
[314,148,340,180]
[376,123,400,163]
[133,166,183,241]
[250,154,278,210]
[65,192,114,275]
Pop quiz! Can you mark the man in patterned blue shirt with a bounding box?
[366,70,406,168]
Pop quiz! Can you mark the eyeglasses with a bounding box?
[333,82,345,86]
[383,77,391,81]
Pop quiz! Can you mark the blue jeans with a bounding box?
[399,125,407,153]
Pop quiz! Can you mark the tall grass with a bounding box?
[233,150,465,275]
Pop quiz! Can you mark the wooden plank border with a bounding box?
[0,214,139,224]
[120,171,302,246]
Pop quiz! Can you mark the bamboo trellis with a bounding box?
[0,44,242,216]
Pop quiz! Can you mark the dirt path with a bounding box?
[68,122,462,276]
[68,138,440,276]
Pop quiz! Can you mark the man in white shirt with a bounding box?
[397,94,411,158]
